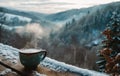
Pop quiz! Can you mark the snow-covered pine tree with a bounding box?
[97,12,120,76]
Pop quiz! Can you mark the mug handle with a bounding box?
[39,51,47,61]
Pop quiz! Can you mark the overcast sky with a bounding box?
[0,0,119,13]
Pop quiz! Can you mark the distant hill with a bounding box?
[0,7,55,27]
[0,7,45,20]
[45,8,91,22]
[0,5,98,25]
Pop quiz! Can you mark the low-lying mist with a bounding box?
[16,23,46,39]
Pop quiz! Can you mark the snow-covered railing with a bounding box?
[0,43,108,76]
[41,57,108,76]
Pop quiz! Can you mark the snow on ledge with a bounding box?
[41,57,108,76]
[0,43,108,76]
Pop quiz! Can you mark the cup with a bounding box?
[19,49,47,69]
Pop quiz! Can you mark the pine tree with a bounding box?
[97,12,120,76]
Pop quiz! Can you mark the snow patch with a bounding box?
[33,71,46,76]
[5,13,31,22]
[0,69,12,75]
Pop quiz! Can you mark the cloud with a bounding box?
[20,2,74,6]
[0,0,119,13]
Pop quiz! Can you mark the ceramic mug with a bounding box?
[19,49,47,69]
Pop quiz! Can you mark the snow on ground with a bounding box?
[1,24,13,31]
[0,43,108,76]
[5,13,32,22]
[0,69,12,75]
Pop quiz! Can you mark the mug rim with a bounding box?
[19,49,46,54]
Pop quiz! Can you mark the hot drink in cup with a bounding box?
[19,49,47,69]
